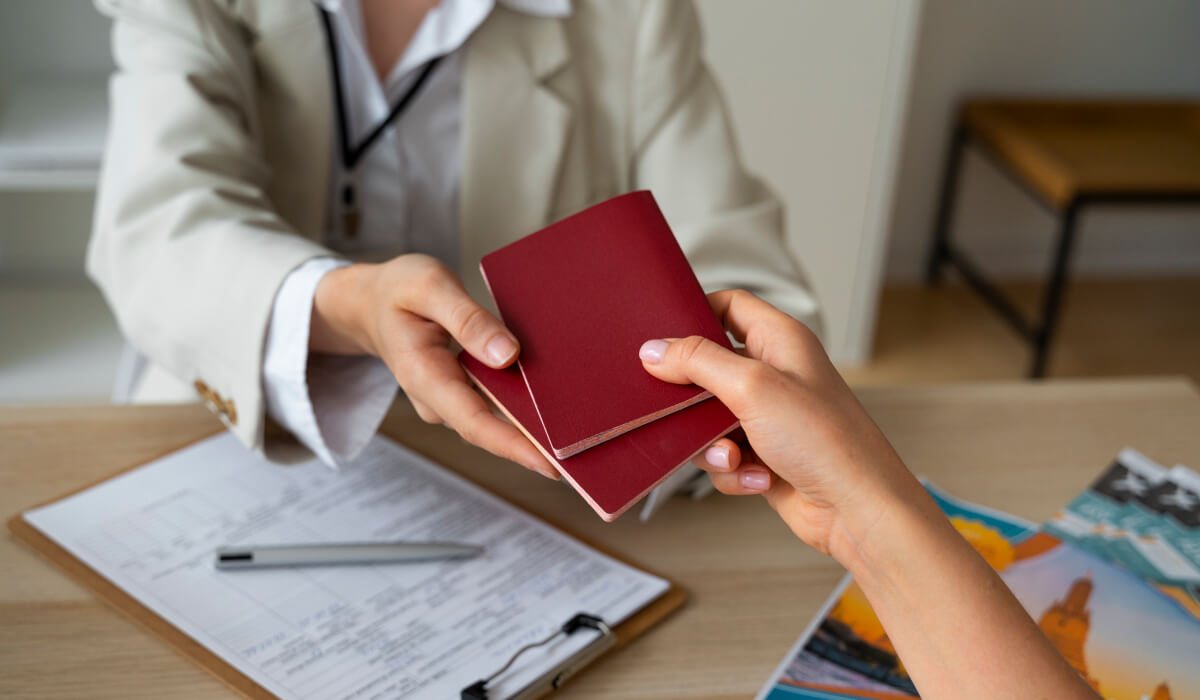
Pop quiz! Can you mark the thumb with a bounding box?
[639,335,767,416]
[403,264,521,369]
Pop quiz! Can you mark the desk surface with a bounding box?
[4,378,1200,699]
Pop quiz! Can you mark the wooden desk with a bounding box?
[4,378,1200,699]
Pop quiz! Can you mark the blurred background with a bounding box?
[1,0,1198,404]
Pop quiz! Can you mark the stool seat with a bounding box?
[928,98,1200,377]
[963,100,1200,208]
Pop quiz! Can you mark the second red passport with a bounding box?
[460,353,739,521]
[480,190,733,459]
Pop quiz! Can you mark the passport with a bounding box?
[480,190,733,459]
[460,353,738,521]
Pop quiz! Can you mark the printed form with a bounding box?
[24,433,669,699]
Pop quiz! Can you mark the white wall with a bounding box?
[694,0,920,365]
[885,0,1200,283]
[0,2,111,283]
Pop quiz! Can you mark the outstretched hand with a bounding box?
[311,254,557,479]
[638,290,921,559]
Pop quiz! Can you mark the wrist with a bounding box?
[311,263,378,355]
[826,469,944,579]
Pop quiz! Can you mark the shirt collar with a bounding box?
[497,0,570,16]
[313,0,570,19]
[315,0,570,81]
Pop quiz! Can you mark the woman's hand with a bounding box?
[310,254,556,479]
[639,290,1098,700]
[638,289,928,561]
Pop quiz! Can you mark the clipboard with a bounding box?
[8,431,687,700]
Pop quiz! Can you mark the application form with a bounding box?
[25,433,669,699]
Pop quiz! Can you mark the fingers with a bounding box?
[401,261,520,369]
[707,289,822,371]
[709,466,773,495]
[445,387,558,479]
[690,438,742,473]
[688,438,772,495]
[410,397,442,424]
[402,347,558,479]
[639,334,778,416]
[706,289,795,344]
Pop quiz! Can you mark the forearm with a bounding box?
[833,484,1096,700]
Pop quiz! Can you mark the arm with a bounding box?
[90,0,330,454]
[638,291,1097,700]
[630,0,821,333]
[91,0,552,475]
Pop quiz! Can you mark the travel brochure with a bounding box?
[755,452,1200,700]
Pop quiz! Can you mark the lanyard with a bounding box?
[317,7,443,238]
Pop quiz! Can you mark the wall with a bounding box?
[885,0,1200,283]
[0,2,111,283]
[693,0,919,365]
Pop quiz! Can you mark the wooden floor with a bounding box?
[841,277,1200,386]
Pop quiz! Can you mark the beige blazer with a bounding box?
[88,0,820,458]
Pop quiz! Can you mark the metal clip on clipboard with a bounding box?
[461,613,616,700]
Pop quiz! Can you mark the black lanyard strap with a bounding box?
[317,7,444,172]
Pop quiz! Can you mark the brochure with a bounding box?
[755,475,1200,700]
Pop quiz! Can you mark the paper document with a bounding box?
[25,433,669,699]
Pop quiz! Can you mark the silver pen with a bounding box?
[214,541,484,570]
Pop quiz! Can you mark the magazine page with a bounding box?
[756,482,1200,700]
[1045,453,1200,619]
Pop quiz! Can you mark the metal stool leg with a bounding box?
[1029,200,1082,378]
[926,126,969,285]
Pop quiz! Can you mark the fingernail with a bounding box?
[485,335,518,365]
[639,339,669,364]
[739,468,771,491]
[705,444,730,470]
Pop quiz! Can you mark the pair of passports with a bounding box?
[460,191,739,520]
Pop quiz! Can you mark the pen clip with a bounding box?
[460,613,615,700]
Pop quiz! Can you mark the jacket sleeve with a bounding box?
[89,0,332,454]
[629,0,823,336]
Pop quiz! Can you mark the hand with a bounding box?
[638,290,928,560]
[310,254,557,479]
[641,292,1099,700]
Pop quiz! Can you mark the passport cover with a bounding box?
[460,352,739,521]
[480,190,733,459]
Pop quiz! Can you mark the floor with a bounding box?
[0,277,1197,405]
[842,277,1200,386]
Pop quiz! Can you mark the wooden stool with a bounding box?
[926,100,1200,377]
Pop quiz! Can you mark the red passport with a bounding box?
[460,352,738,521]
[480,190,733,459]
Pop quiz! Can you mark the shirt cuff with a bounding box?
[263,258,398,468]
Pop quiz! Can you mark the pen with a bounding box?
[214,541,484,570]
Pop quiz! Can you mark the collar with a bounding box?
[312,0,570,18]
[314,0,570,81]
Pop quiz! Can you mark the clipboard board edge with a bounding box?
[8,427,687,700]
[8,510,276,700]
